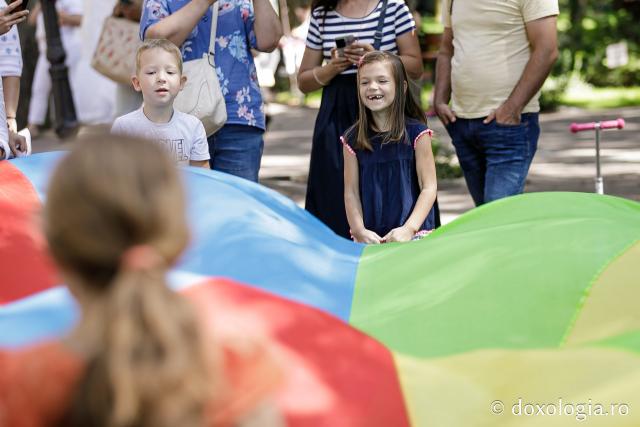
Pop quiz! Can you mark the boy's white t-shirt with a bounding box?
[111,108,210,166]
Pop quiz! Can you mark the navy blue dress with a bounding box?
[343,120,436,237]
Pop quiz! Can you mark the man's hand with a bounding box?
[383,225,415,243]
[351,228,382,244]
[434,27,455,126]
[434,102,456,126]
[484,16,558,126]
[483,101,522,125]
[0,1,29,35]
[8,130,27,156]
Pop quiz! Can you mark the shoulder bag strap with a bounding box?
[208,2,219,65]
[372,0,389,51]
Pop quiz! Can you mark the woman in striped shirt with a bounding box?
[297,0,422,239]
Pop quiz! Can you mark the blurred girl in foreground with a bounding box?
[0,135,282,427]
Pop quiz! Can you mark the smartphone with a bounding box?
[335,35,356,57]
[9,0,28,13]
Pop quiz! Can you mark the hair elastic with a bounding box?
[120,244,164,272]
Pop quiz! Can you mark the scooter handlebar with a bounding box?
[570,118,625,133]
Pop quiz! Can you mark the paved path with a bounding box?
[32,105,640,224]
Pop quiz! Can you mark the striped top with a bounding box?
[306,0,415,74]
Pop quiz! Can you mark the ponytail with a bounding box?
[62,265,211,427]
[45,136,212,427]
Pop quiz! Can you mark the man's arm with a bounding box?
[433,27,456,125]
[484,15,558,125]
[253,0,282,52]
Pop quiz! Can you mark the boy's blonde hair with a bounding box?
[135,38,183,74]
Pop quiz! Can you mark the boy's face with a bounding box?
[132,48,186,109]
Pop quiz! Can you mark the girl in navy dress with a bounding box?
[342,51,437,244]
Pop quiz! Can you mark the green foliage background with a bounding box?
[541,0,640,108]
[558,0,640,86]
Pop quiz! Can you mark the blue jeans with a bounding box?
[207,124,264,182]
[446,113,540,206]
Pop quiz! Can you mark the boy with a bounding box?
[111,39,210,168]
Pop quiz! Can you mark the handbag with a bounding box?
[91,16,142,85]
[174,2,227,136]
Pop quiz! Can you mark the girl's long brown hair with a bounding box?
[45,135,211,427]
[347,51,427,151]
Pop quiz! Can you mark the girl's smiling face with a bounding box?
[358,61,396,113]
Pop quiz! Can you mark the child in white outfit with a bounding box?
[111,39,209,168]
[27,0,83,137]
[0,0,29,159]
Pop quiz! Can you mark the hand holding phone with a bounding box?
[0,0,29,36]
[335,35,356,57]
[9,0,28,13]
[342,41,373,65]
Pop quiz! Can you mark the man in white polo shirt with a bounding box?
[434,0,559,206]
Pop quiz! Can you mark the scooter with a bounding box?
[569,118,625,194]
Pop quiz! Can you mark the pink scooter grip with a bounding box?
[570,118,625,133]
